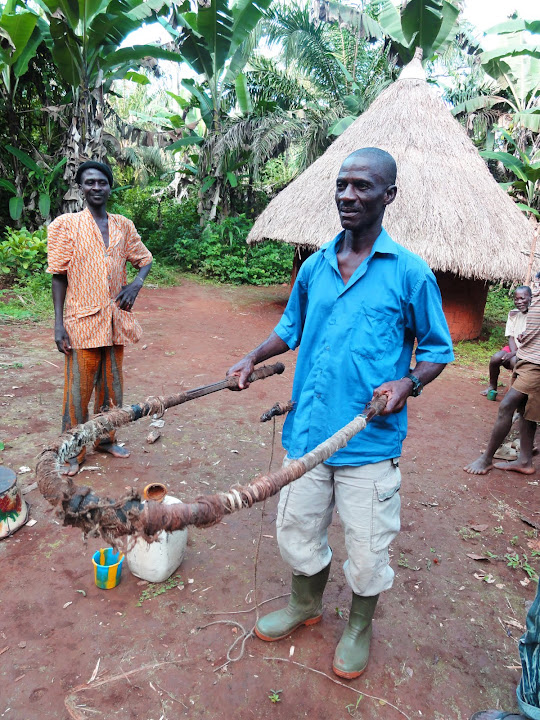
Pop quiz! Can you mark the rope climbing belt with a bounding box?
[36,364,388,545]
[139,393,388,539]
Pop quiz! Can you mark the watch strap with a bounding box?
[403,372,423,397]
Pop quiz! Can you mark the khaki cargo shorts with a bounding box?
[512,360,540,422]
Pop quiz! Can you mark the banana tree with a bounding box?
[376,0,460,64]
[0,0,43,221]
[481,129,540,283]
[33,0,186,211]
[160,0,274,220]
[303,0,463,136]
[164,0,274,131]
[4,145,66,222]
[452,19,540,148]
[311,0,383,41]
[312,0,462,66]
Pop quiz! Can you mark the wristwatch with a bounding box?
[402,372,423,397]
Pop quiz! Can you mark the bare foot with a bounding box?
[493,460,535,475]
[61,457,82,476]
[97,442,130,459]
[464,457,494,475]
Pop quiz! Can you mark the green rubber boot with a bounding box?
[332,593,379,679]
[255,563,331,642]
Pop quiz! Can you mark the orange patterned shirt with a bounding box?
[47,208,152,350]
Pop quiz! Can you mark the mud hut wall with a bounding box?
[435,272,488,342]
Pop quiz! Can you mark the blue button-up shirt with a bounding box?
[274,229,454,466]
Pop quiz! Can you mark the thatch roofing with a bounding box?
[247,57,535,284]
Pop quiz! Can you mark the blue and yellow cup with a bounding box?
[92,548,124,589]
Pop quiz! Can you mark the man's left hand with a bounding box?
[116,280,142,311]
[373,378,412,415]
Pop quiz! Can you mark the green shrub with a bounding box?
[483,284,515,327]
[109,186,201,260]
[174,215,294,285]
[126,260,183,286]
[248,241,294,285]
[0,227,48,281]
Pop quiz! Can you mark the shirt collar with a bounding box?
[83,207,120,250]
[322,227,398,270]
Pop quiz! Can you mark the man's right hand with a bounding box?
[55,325,72,354]
[226,356,255,390]
[226,332,289,390]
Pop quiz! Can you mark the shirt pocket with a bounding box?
[112,306,142,344]
[370,460,401,553]
[350,305,403,361]
[64,307,102,347]
[70,306,100,319]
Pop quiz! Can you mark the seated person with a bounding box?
[482,285,532,399]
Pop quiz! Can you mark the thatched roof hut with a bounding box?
[247,57,536,340]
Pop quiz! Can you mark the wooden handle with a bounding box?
[247,362,285,383]
[364,393,388,421]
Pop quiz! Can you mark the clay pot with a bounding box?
[143,482,167,503]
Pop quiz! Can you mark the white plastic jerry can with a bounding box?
[126,484,188,583]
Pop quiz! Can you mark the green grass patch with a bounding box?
[0,273,51,321]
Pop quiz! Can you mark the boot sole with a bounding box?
[254,615,322,642]
[332,664,367,680]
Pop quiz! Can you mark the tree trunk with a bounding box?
[62,73,106,214]
[5,82,24,228]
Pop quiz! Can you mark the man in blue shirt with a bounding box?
[228,147,454,679]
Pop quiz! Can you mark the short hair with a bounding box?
[75,161,113,187]
[515,285,532,296]
[344,147,397,185]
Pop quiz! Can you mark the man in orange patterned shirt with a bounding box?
[47,161,152,475]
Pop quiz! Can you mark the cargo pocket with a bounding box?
[370,459,401,553]
[276,455,294,530]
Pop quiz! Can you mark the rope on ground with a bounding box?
[263,657,412,720]
[202,593,290,615]
[197,416,280,670]
[64,658,198,720]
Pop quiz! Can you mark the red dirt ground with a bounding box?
[1,278,539,720]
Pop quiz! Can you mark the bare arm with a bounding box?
[507,336,518,355]
[52,273,71,354]
[227,331,290,389]
[374,361,447,415]
[116,260,153,311]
